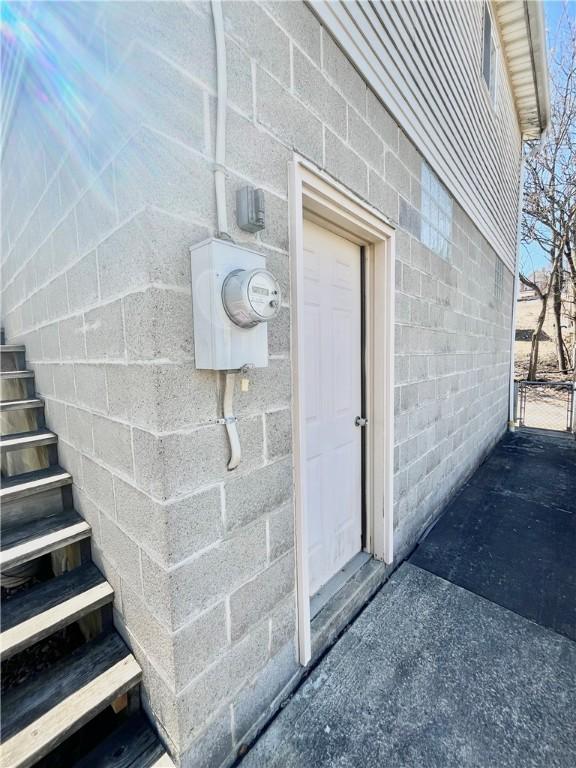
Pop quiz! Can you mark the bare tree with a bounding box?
[520,5,576,379]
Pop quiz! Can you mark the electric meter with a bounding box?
[222,269,281,328]
[190,238,281,369]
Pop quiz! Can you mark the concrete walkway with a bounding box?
[240,431,576,767]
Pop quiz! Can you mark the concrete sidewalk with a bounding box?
[240,431,576,767]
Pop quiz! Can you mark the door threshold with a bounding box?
[310,552,371,619]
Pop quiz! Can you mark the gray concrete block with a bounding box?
[75,168,117,256]
[230,550,295,641]
[120,43,205,152]
[293,48,347,138]
[224,0,290,86]
[324,129,368,197]
[265,408,292,460]
[366,89,399,151]
[134,416,263,501]
[74,363,108,414]
[398,130,422,177]
[73,486,102,546]
[100,511,143,592]
[225,457,293,532]
[114,128,215,223]
[178,622,269,746]
[174,602,228,691]
[410,355,429,382]
[66,405,94,454]
[59,315,86,361]
[40,323,61,361]
[92,413,134,477]
[226,37,253,118]
[51,211,78,273]
[233,640,299,746]
[179,702,233,768]
[82,455,115,517]
[233,359,291,419]
[269,594,297,656]
[226,110,291,197]
[143,519,267,629]
[368,171,398,222]
[348,110,384,171]
[52,363,76,404]
[44,274,69,321]
[84,300,125,360]
[322,32,366,115]
[123,287,193,362]
[399,198,421,239]
[106,363,218,432]
[43,397,67,441]
[121,578,175,681]
[98,209,207,301]
[402,264,421,297]
[257,66,323,164]
[105,0,216,89]
[386,152,411,199]
[269,502,295,561]
[32,287,48,327]
[67,252,99,313]
[268,306,290,357]
[265,1,321,63]
[115,478,223,568]
[257,193,290,253]
[411,240,431,273]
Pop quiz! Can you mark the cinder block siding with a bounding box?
[0,2,515,766]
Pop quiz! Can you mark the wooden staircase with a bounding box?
[0,335,174,768]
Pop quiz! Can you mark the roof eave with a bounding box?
[524,0,551,138]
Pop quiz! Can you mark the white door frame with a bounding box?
[289,156,395,665]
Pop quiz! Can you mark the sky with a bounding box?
[520,0,575,276]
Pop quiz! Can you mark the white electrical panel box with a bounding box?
[190,238,281,370]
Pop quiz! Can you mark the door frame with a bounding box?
[289,156,395,665]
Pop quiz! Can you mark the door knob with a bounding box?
[355,416,367,427]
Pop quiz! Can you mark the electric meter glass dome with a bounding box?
[222,268,281,328]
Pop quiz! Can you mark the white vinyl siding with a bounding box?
[482,4,497,104]
[310,0,522,272]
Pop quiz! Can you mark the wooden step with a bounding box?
[0,467,72,503]
[74,714,175,768]
[0,510,90,571]
[1,429,57,452]
[0,345,26,354]
[0,398,44,412]
[0,632,142,768]
[1,564,113,661]
[0,370,34,380]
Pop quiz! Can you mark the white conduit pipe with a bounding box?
[211,1,241,469]
[224,372,241,470]
[211,0,229,239]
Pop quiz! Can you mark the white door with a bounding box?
[303,219,363,597]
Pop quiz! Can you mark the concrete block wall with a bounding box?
[0,2,515,766]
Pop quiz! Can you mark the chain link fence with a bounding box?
[515,381,576,433]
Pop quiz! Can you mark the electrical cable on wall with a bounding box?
[211,0,241,469]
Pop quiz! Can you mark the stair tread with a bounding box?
[0,632,142,768]
[0,345,25,353]
[0,466,72,503]
[1,563,113,661]
[0,509,90,571]
[74,714,174,768]
[0,370,34,379]
[0,429,57,451]
[0,398,43,412]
